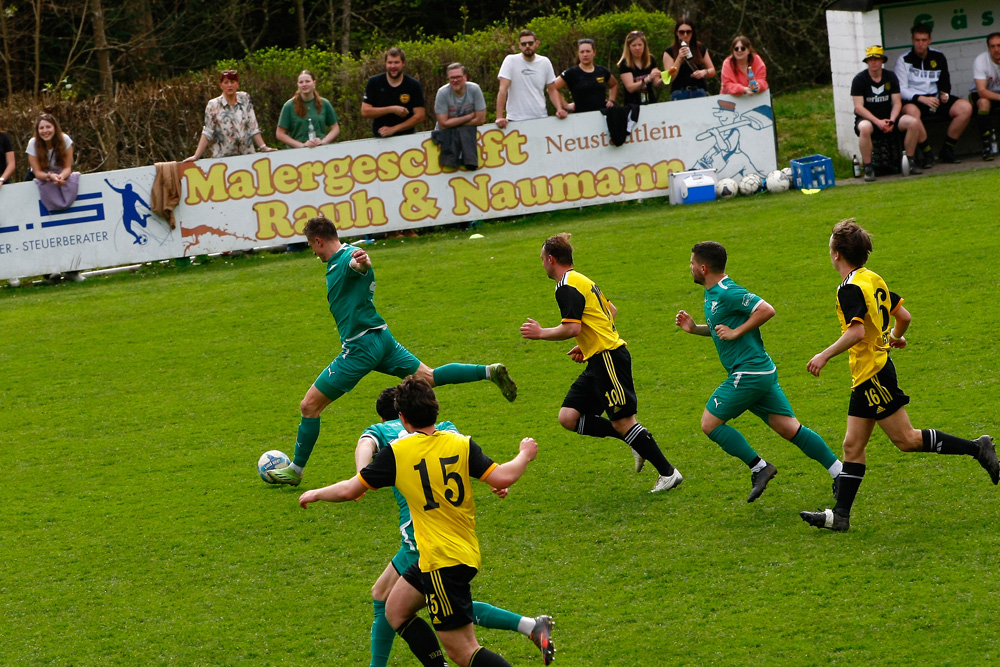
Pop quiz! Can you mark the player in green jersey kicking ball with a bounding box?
[357,386,554,666]
[675,241,843,502]
[267,216,518,486]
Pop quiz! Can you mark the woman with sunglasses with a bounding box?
[276,70,340,149]
[662,18,716,101]
[721,36,769,97]
[553,39,619,113]
[617,30,663,106]
[184,69,276,162]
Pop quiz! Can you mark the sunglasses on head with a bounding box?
[220,69,239,81]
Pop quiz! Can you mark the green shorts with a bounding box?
[391,517,419,574]
[314,328,421,399]
[706,369,795,423]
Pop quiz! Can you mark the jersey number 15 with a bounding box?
[414,456,466,510]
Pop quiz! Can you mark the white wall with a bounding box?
[827,9,883,160]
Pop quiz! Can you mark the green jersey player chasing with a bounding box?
[267,216,518,486]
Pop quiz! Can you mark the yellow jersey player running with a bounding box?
[300,377,541,667]
[801,219,997,532]
[520,233,682,493]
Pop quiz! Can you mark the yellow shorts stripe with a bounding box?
[601,351,626,406]
[431,570,453,617]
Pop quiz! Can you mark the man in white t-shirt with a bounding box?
[495,29,567,128]
[970,32,1000,161]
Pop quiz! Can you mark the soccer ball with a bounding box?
[765,170,790,193]
[258,450,291,483]
[715,178,739,199]
[781,167,792,179]
[739,173,763,196]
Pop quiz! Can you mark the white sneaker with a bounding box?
[650,468,683,493]
[632,448,646,473]
[7,277,20,287]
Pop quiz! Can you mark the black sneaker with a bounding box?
[529,615,555,665]
[983,143,995,161]
[747,462,777,503]
[921,150,936,169]
[975,435,999,485]
[863,164,876,182]
[904,155,922,175]
[939,145,961,164]
[800,508,850,532]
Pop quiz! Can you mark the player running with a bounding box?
[676,242,842,502]
[300,377,541,667]
[800,219,997,532]
[356,386,555,666]
[267,215,518,486]
[520,232,682,493]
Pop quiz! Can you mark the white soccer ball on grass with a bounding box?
[765,170,790,193]
[739,173,763,196]
[715,178,739,199]
[258,450,291,484]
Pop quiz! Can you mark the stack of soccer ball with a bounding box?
[716,168,792,199]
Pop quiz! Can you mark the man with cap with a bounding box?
[851,45,926,181]
[895,23,972,165]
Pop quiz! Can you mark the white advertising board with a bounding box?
[0,92,776,280]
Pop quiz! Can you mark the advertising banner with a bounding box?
[0,92,776,280]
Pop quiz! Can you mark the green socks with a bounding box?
[292,416,320,468]
[472,602,522,632]
[709,424,759,466]
[370,599,395,667]
[433,363,487,385]
[790,425,839,469]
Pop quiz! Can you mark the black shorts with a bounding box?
[848,358,910,420]
[854,116,901,136]
[562,345,638,421]
[401,563,477,631]
[911,95,961,119]
[969,92,1000,113]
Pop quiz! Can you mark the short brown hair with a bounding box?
[542,232,573,266]
[395,376,439,428]
[385,47,406,62]
[303,215,338,242]
[691,241,727,273]
[830,218,873,267]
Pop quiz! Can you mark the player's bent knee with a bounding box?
[557,408,580,431]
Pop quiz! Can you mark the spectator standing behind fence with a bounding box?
[362,48,427,138]
[896,23,972,165]
[553,39,618,113]
[617,30,663,106]
[184,70,275,162]
[721,36,768,97]
[969,32,1000,161]
[662,18,716,101]
[495,29,566,127]
[276,70,340,149]
[26,113,83,283]
[852,45,926,182]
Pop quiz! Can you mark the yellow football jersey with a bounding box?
[358,430,497,571]
[556,270,625,360]
[835,267,903,387]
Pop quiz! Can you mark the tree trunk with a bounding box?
[0,0,14,97]
[340,0,350,55]
[91,0,113,97]
[31,0,41,97]
[295,0,306,48]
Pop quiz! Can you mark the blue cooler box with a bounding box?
[669,169,717,205]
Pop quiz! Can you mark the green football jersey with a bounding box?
[362,419,458,530]
[324,243,387,344]
[703,276,775,375]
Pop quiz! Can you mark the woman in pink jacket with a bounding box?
[720,35,768,96]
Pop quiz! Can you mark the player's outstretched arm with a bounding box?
[349,248,372,272]
[675,310,711,336]
[807,321,865,376]
[483,437,538,489]
[355,435,378,474]
[299,476,367,507]
[520,318,581,341]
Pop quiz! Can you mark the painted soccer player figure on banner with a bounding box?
[300,377,541,667]
[520,233,682,493]
[676,242,843,503]
[800,219,997,532]
[265,216,518,486]
[356,386,555,667]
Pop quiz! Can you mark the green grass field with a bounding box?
[3,168,999,666]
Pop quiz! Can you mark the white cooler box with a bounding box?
[668,169,717,205]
